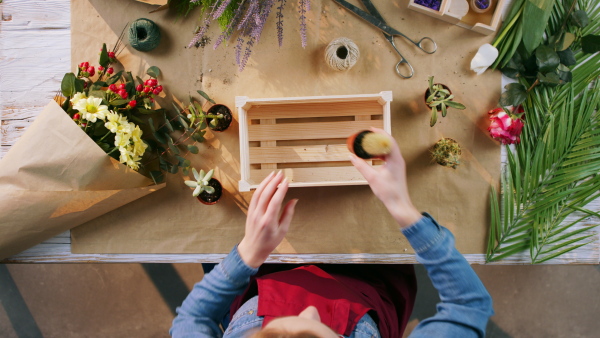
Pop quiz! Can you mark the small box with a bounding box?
[408,0,507,35]
[237,92,392,191]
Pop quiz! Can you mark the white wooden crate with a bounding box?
[237,92,392,191]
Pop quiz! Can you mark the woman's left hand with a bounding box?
[238,171,298,268]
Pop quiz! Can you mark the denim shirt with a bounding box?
[171,214,494,338]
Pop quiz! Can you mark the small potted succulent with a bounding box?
[185,168,223,205]
[425,76,466,127]
[431,138,462,169]
[470,0,492,14]
[206,104,233,132]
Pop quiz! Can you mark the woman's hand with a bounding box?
[349,127,422,228]
[238,171,298,268]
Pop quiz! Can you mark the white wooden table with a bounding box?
[1,0,599,264]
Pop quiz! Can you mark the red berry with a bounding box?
[143,86,151,93]
[79,62,84,68]
[73,113,81,120]
[128,100,137,108]
[107,67,114,75]
[144,79,151,86]
[118,89,128,99]
[87,66,95,77]
[98,66,104,71]
[83,82,88,89]
[155,85,163,93]
[150,79,158,87]
[153,88,161,95]
[136,84,143,92]
[83,62,89,68]
[118,83,126,90]
[108,52,116,59]
[81,123,87,127]
[108,84,117,92]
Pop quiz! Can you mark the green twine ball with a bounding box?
[129,18,161,52]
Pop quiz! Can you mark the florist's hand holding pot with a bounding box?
[349,128,422,228]
[238,171,299,268]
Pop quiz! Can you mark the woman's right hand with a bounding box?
[349,128,422,228]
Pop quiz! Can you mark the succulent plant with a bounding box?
[426,76,466,127]
[185,168,215,196]
[431,138,461,169]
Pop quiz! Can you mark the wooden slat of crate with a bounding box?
[249,166,369,187]
[248,120,383,142]
[249,144,350,164]
[248,100,383,119]
[260,119,277,170]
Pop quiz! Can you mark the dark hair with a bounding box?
[251,328,321,338]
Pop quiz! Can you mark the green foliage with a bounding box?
[60,73,84,98]
[487,49,600,263]
[581,34,600,53]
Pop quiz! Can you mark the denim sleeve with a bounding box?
[403,213,494,338]
[170,245,258,338]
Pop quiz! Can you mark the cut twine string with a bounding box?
[325,37,360,71]
[129,18,161,52]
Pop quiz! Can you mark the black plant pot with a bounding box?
[206,104,232,132]
[197,178,223,205]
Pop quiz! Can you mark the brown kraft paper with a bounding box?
[71,0,501,255]
[0,101,165,260]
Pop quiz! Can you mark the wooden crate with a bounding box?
[237,92,392,191]
[407,0,507,35]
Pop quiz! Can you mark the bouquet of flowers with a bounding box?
[0,43,168,260]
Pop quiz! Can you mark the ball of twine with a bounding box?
[129,18,161,52]
[324,37,360,71]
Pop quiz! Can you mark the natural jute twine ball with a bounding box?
[129,18,161,52]
[324,37,360,71]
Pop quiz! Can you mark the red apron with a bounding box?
[230,264,417,337]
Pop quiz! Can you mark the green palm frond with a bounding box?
[487,66,600,264]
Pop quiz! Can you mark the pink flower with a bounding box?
[488,107,524,145]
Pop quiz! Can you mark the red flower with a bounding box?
[488,107,524,145]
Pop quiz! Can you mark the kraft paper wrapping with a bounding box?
[0,101,165,260]
[71,0,501,255]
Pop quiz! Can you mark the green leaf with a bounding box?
[558,70,572,83]
[537,72,562,86]
[146,66,161,78]
[522,0,557,53]
[197,90,216,104]
[502,53,526,79]
[441,103,447,117]
[499,83,527,107]
[557,48,576,67]
[204,186,215,194]
[99,43,110,68]
[136,108,159,115]
[148,117,155,133]
[581,34,600,54]
[109,99,129,106]
[154,131,167,144]
[170,164,179,174]
[136,76,144,85]
[106,70,124,85]
[570,10,589,28]
[188,145,199,154]
[445,101,466,109]
[536,45,560,74]
[192,132,205,142]
[429,106,437,127]
[557,33,575,51]
[61,73,78,97]
[88,90,107,102]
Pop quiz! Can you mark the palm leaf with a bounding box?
[487,54,600,263]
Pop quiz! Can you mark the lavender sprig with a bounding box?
[212,0,234,20]
[276,0,287,47]
[213,0,247,49]
[298,0,309,48]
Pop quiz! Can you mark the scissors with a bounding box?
[332,0,437,78]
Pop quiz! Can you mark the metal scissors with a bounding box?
[332,0,437,78]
